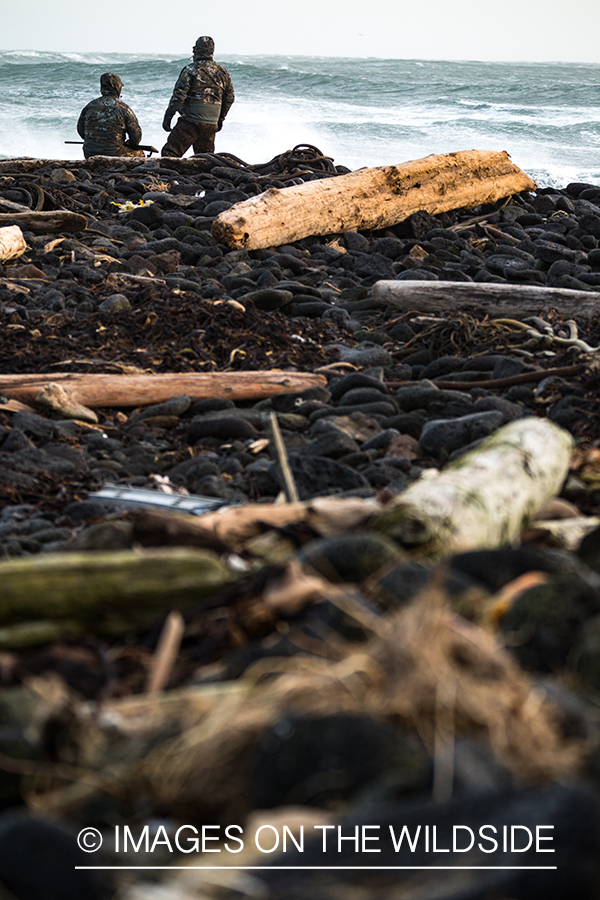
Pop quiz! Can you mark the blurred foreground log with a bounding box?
[0,210,87,234]
[0,370,327,408]
[0,548,233,634]
[370,418,573,556]
[212,150,536,250]
[372,280,600,319]
[0,226,26,262]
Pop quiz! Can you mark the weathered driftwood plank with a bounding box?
[372,280,600,319]
[370,418,573,557]
[0,210,87,234]
[212,150,536,250]
[0,198,32,214]
[0,371,327,408]
[0,548,233,632]
[0,225,26,262]
[0,398,36,414]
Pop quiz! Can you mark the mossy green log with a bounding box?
[0,547,234,633]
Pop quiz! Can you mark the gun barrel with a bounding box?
[64,141,158,156]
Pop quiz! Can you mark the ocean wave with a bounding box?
[0,50,185,67]
[1,54,600,188]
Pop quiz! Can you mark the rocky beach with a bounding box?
[2,147,600,899]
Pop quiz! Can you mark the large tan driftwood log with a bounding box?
[0,210,87,234]
[372,280,600,319]
[0,225,26,262]
[370,418,573,557]
[0,370,327,408]
[0,548,233,634]
[211,150,536,250]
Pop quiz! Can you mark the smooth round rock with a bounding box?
[298,530,405,583]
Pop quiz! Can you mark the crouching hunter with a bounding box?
[161,36,235,157]
[77,73,144,159]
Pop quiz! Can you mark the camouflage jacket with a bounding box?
[166,59,234,125]
[77,95,142,157]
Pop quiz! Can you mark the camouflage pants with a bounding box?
[161,119,217,157]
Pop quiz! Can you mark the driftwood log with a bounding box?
[372,280,600,319]
[0,371,327,408]
[0,226,26,262]
[0,156,216,176]
[370,418,573,556]
[0,198,31,214]
[0,210,87,234]
[212,150,536,250]
[0,548,234,634]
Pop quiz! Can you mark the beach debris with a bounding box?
[92,485,228,516]
[372,279,600,322]
[28,593,583,831]
[0,210,87,234]
[211,149,536,250]
[0,225,26,262]
[0,371,327,408]
[370,417,573,556]
[34,381,98,424]
[0,547,235,634]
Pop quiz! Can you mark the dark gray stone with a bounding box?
[343,231,370,253]
[128,395,191,425]
[187,416,259,442]
[282,454,370,499]
[419,410,504,455]
[337,387,391,407]
[395,383,472,412]
[300,431,360,459]
[244,288,294,311]
[353,252,396,280]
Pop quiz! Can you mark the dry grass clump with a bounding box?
[132,587,585,823]
[26,586,585,824]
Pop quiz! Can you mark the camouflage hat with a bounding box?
[193,36,215,59]
[100,73,123,96]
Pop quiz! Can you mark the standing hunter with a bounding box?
[77,73,144,159]
[161,36,235,157]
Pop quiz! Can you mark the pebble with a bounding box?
[419,410,504,455]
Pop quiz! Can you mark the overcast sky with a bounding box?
[2,0,600,62]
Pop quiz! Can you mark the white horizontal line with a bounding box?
[75,866,558,871]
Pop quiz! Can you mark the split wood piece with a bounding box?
[0,225,26,262]
[212,149,536,250]
[0,198,31,214]
[0,548,234,632]
[35,382,98,424]
[0,371,327,408]
[145,610,186,695]
[524,516,600,551]
[372,280,600,319]
[370,417,574,557]
[132,510,233,554]
[0,398,36,414]
[0,210,87,235]
[193,495,382,551]
[269,411,299,503]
